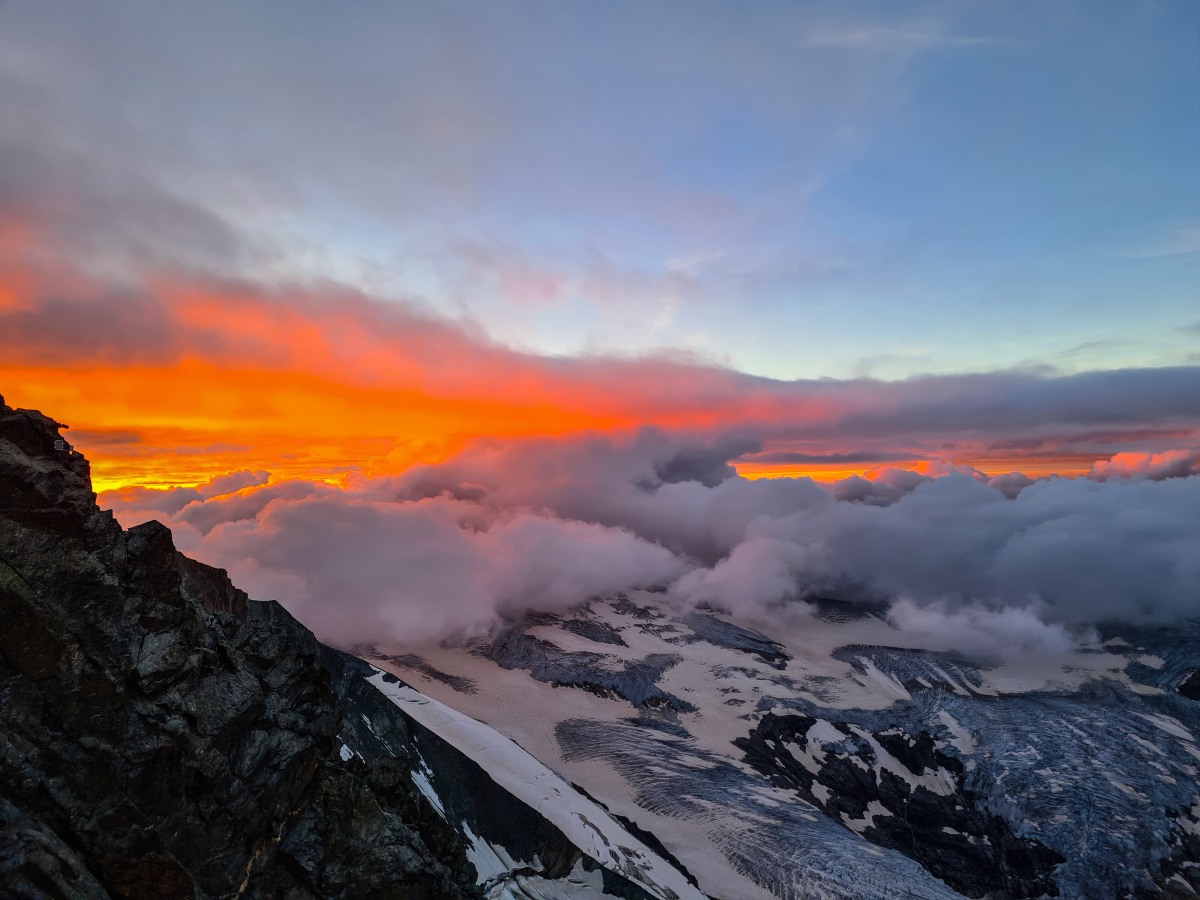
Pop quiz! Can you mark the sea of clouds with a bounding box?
[102,434,1200,656]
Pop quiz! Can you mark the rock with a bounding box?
[1180,669,1200,701]
[0,398,482,899]
[735,712,1066,898]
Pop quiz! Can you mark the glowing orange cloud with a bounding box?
[2,357,633,491]
[735,456,1097,482]
[2,243,1197,494]
[0,256,841,490]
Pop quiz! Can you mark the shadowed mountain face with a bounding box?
[0,396,669,900]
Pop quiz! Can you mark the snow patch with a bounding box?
[365,669,706,900]
[843,800,891,834]
[411,755,447,820]
[1135,712,1196,742]
[460,818,532,887]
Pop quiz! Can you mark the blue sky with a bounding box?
[2,0,1197,380]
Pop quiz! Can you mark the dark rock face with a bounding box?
[354,649,479,694]
[330,666,657,900]
[735,714,1065,899]
[0,397,482,899]
[676,612,790,669]
[561,618,628,648]
[481,618,695,712]
[1180,669,1200,701]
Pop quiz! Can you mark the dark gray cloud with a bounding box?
[0,290,180,364]
[0,69,256,278]
[0,1,979,289]
[2,250,1197,469]
[650,436,761,487]
[823,367,1200,440]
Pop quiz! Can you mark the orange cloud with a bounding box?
[2,254,1198,493]
[0,264,827,489]
[1089,450,1200,482]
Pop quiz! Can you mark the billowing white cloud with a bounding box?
[102,434,1200,655]
[1088,450,1200,482]
[884,597,1083,658]
[103,469,270,518]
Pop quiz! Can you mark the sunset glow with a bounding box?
[2,262,1195,493]
[0,1,1196,500]
[3,6,1199,897]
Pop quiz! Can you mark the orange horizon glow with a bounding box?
[0,271,840,491]
[735,456,1097,483]
[4,356,1104,495]
[2,359,632,492]
[0,263,1181,496]
[3,353,1107,494]
[0,337,1121,495]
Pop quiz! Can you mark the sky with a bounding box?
[1,0,1197,488]
[1,2,1198,645]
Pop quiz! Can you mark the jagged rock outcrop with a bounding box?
[734,713,1065,898]
[0,395,485,898]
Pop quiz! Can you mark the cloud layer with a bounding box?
[4,253,1198,492]
[101,432,1200,653]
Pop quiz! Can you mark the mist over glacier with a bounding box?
[101,431,1200,652]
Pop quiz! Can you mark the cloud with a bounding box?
[1058,338,1133,358]
[5,259,1198,491]
[2,0,1194,663]
[0,1,965,281]
[1122,221,1200,258]
[1,15,1198,490]
[104,433,1200,654]
[985,471,1035,500]
[736,473,1200,626]
[885,598,1081,658]
[103,469,272,520]
[1089,450,1200,482]
[745,450,921,466]
[187,490,686,646]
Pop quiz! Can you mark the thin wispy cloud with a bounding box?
[1059,339,1133,358]
[1121,221,1200,258]
[805,27,1005,51]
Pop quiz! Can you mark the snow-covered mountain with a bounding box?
[358,594,1200,899]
